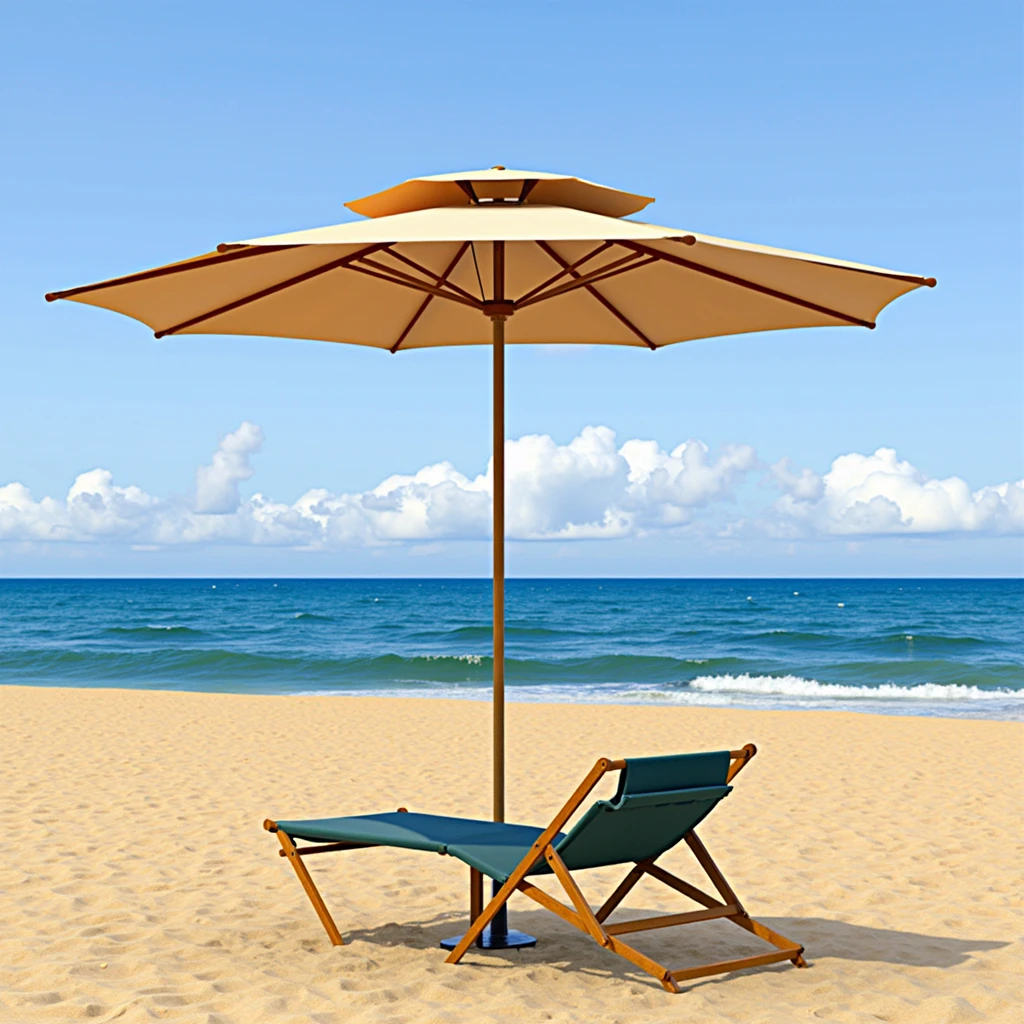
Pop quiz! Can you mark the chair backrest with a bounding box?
[553,751,732,872]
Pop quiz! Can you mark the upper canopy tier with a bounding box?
[345,167,656,219]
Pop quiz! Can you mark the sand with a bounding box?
[0,685,1020,1023]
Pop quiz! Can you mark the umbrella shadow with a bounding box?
[340,906,1012,989]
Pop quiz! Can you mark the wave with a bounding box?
[291,612,335,622]
[351,652,743,684]
[104,625,205,637]
[2,649,1021,714]
[748,630,838,643]
[0,648,742,687]
[686,673,1017,702]
[739,631,997,652]
[877,633,992,648]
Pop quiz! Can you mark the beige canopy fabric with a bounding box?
[46,171,935,353]
[344,166,655,219]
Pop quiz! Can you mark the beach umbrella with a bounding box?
[47,166,934,945]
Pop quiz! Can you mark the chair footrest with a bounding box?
[670,947,802,983]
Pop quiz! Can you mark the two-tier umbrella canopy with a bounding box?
[47,166,935,827]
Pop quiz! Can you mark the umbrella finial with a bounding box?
[492,165,505,171]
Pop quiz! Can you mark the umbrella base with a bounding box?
[440,900,536,950]
[439,927,537,951]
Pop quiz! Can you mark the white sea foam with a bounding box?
[292,673,1023,720]
[687,674,1011,701]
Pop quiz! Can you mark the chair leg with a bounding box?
[469,867,484,947]
[470,867,484,923]
[543,849,681,993]
[544,847,611,948]
[275,829,344,946]
[683,831,804,964]
[444,872,520,962]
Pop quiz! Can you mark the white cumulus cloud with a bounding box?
[0,425,1020,550]
[194,421,264,513]
[771,448,1024,536]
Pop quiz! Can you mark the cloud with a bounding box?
[770,456,824,502]
[0,471,162,543]
[771,448,1024,536]
[0,425,1020,550]
[623,438,758,527]
[194,421,264,513]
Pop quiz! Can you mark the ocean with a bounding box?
[0,578,1021,719]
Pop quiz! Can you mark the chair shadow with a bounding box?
[755,916,1010,970]
[339,905,1012,989]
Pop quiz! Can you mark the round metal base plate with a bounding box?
[440,928,537,951]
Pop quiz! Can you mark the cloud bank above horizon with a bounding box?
[0,422,1021,551]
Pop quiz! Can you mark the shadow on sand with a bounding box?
[338,905,1011,989]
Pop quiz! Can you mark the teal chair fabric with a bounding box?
[275,751,732,883]
[552,752,731,872]
[275,811,566,881]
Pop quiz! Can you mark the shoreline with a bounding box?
[2,679,1021,722]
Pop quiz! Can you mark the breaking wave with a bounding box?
[686,673,1014,702]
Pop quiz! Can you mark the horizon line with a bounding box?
[0,575,1020,583]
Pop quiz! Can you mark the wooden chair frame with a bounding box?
[265,744,806,993]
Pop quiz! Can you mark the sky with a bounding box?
[0,1,1021,577]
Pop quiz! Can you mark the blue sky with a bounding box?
[1,1,1021,576]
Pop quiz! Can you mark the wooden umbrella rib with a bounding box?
[154,243,392,337]
[46,245,294,302]
[515,242,614,305]
[618,241,877,328]
[533,241,657,349]
[579,273,658,349]
[341,261,483,309]
[352,257,483,308]
[378,246,482,305]
[390,242,471,353]
[356,255,477,301]
[533,254,659,306]
[455,180,479,204]
[516,249,654,309]
[794,257,937,288]
[518,179,539,203]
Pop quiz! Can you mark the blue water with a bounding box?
[0,579,1021,719]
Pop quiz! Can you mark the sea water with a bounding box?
[0,578,1020,719]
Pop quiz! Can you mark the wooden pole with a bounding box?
[491,240,506,825]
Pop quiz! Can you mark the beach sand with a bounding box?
[1,685,1020,1023]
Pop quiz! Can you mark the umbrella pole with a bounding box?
[441,248,536,952]
[487,247,534,948]
[493,310,505,827]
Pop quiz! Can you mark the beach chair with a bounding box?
[263,744,806,992]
